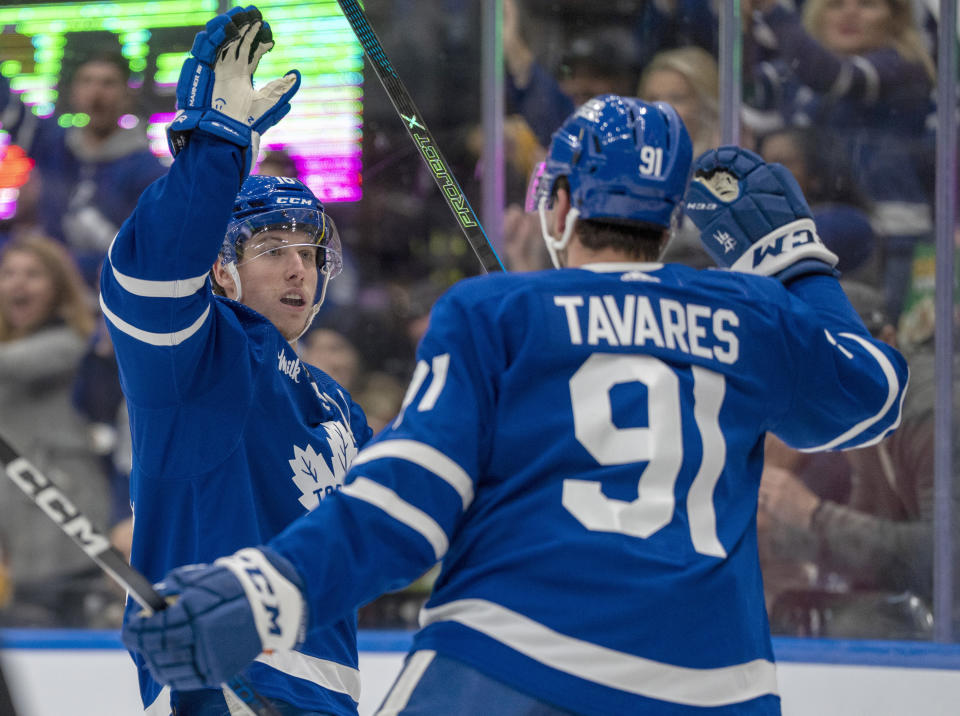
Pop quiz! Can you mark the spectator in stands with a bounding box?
[744,0,936,323]
[503,0,640,148]
[638,46,720,160]
[0,536,10,611]
[71,314,134,562]
[758,127,877,280]
[299,322,365,395]
[0,51,167,287]
[633,0,720,66]
[758,281,956,639]
[255,148,299,179]
[638,45,722,270]
[0,235,117,627]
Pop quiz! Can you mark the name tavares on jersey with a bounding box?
[553,294,740,363]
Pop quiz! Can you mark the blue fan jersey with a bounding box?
[270,261,907,715]
[100,134,372,715]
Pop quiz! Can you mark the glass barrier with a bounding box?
[0,0,956,650]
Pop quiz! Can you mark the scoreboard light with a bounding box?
[0,0,364,211]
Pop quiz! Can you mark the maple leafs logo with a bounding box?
[714,230,738,254]
[289,422,358,511]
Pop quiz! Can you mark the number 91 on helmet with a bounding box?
[525,94,692,268]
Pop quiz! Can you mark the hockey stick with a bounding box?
[0,657,17,716]
[335,0,506,274]
[0,434,280,716]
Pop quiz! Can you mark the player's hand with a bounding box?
[168,6,301,174]
[207,7,300,133]
[684,146,838,283]
[121,547,306,690]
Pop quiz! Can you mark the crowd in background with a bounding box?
[0,0,957,638]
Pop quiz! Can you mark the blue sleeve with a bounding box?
[770,275,908,451]
[269,290,497,629]
[350,398,373,450]
[506,62,575,148]
[99,132,248,409]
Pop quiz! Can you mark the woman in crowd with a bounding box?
[746,0,936,322]
[638,45,723,269]
[0,235,115,627]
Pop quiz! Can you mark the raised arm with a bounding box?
[685,146,907,449]
[99,7,300,408]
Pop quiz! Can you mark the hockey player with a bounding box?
[101,7,372,714]
[122,95,908,715]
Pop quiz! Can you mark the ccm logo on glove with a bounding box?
[217,548,305,652]
[731,219,830,275]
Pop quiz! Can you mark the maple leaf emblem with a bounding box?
[288,422,358,511]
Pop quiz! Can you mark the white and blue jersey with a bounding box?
[270,262,907,715]
[100,134,372,715]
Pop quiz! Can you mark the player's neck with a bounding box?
[564,241,654,269]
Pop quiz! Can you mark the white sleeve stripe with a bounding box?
[254,649,361,701]
[353,439,474,509]
[107,238,209,298]
[377,650,436,715]
[838,377,909,449]
[342,477,448,560]
[420,598,778,707]
[801,332,902,451]
[99,292,210,346]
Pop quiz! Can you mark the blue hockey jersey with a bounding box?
[270,262,907,715]
[100,135,372,714]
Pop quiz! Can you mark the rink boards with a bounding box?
[2,630,960,715]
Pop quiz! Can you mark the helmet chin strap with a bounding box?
[222,258,333,343]
[225,261,243,302]
[291,266,333,341]
[538,201,580,269]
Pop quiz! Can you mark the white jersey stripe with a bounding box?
[100,293,211,347]
[801,332,902,451]
[343,477,449,559]
[108,238,209,298]
[420,599,779,707]
[375,650,436,716]
[352,439,474,509]
[254,649,361,702]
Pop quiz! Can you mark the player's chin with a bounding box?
[278,311,312,341]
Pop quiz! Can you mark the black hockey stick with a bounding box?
[0,657,17,716]
[0,434,280,716]
[335,0,506,274]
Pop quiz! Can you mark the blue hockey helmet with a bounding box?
[525,94,692,267]
[220,175,343,338]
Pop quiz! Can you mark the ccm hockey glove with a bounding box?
[122,547,306,690]
[684,146,839,283]
[168,5,301,175]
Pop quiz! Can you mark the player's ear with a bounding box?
[553,186,572,237]
[211,260,238,299]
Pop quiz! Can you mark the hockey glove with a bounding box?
[684,146,839,283]
[121,547,306,691]
[168,6,301,175]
